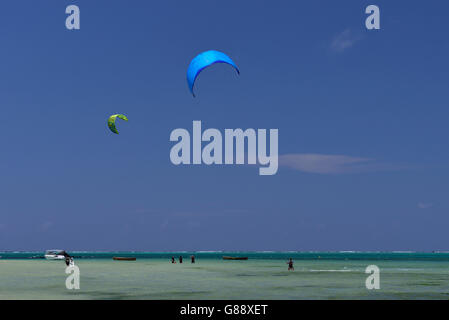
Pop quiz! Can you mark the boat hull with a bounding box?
[44,255,66,260]
[113,257,136,261]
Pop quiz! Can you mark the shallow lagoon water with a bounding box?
[1,253,448,299]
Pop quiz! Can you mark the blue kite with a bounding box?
[187,50,240,96]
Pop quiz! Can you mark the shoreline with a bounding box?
[2,251,449,261]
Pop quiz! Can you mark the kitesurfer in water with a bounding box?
[287,258,294,271]
[63,251,73,266]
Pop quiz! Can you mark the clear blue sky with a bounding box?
[0,1,448,251]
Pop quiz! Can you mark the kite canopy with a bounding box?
[187,50,240,96]
[108,114,128,134]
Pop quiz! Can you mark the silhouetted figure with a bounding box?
[63,251,72,266]
[171,256,176,263]
[179,256,183,263]
[287,258,294,271]
[191,255,195,263]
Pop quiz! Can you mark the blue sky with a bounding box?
[0,1,448,251]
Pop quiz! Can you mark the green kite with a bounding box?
[108,114,128,134]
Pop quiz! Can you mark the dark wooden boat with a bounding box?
[113,257,136,261]
[222,256,248,260]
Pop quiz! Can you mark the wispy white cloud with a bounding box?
[418,202,433,209]
[279,153,383,174]
[330,29,363,53]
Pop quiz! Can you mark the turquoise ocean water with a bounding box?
[0,252,448,299]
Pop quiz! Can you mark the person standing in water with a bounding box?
[287,258,294,271]
[63,251,73,267]
[179,256,183,263]
[191,255,195,263]
[171,256,176,263]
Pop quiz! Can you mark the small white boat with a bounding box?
[44,249,67,260]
